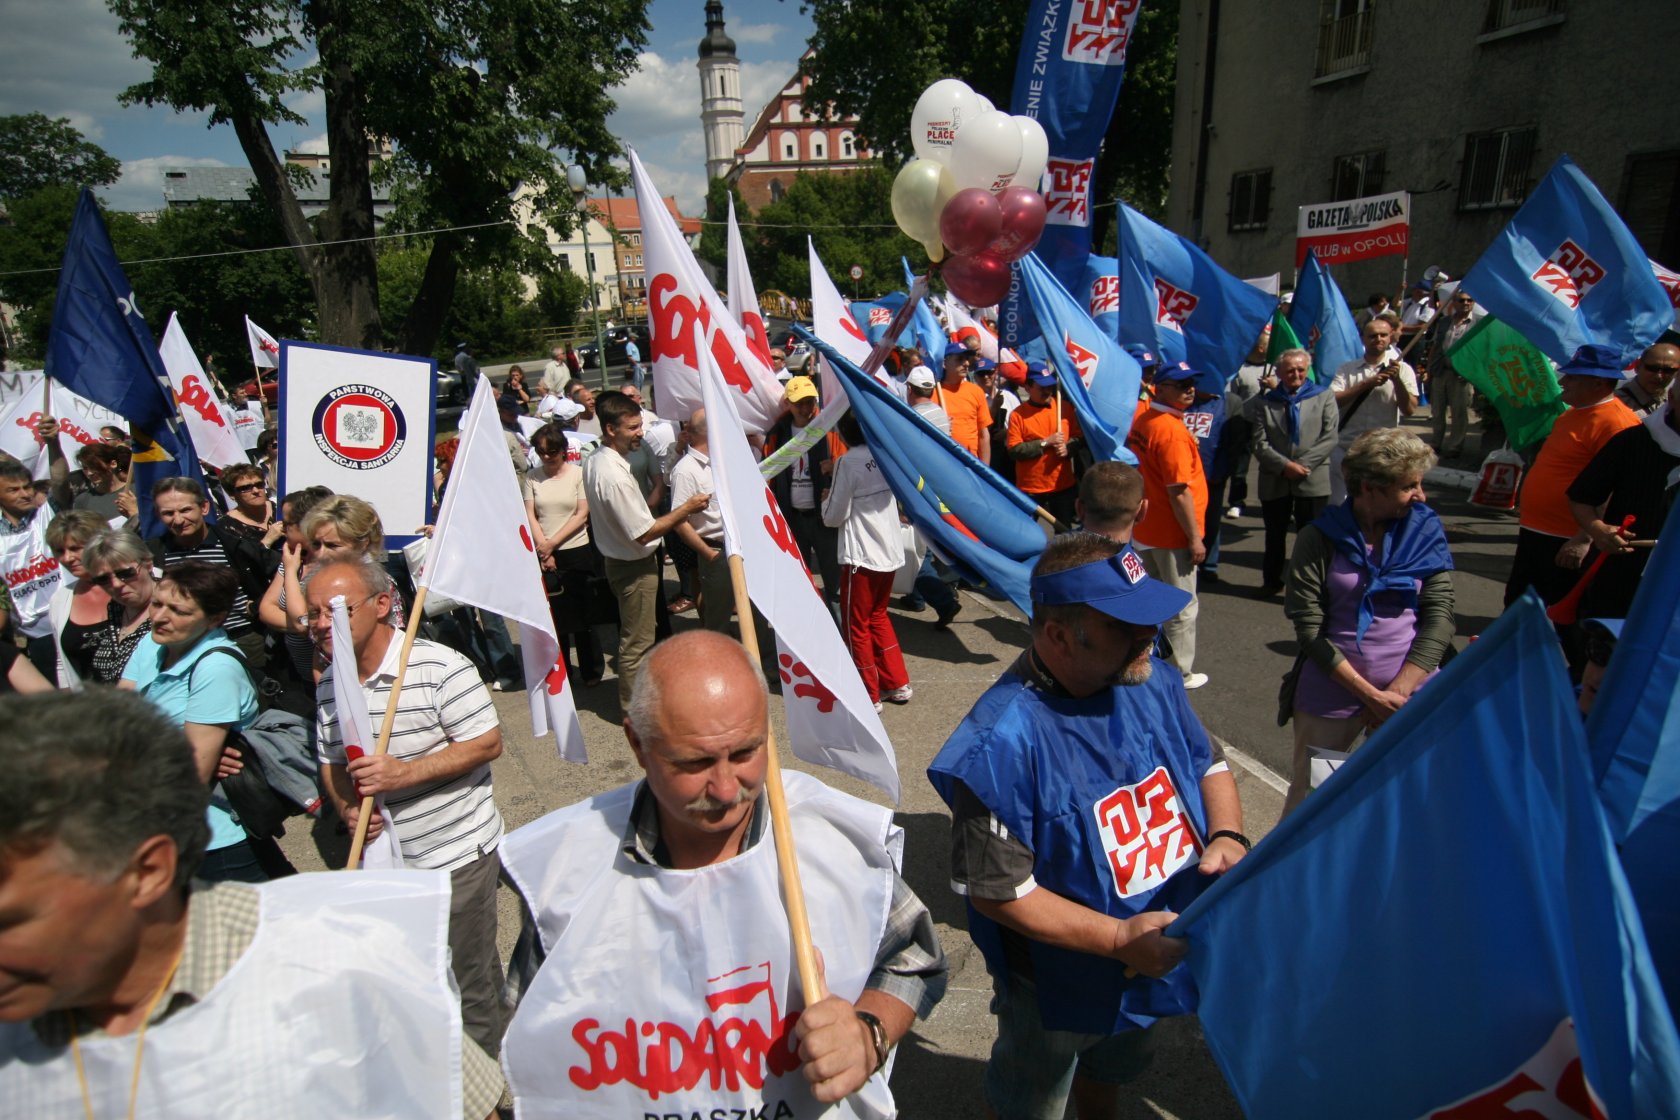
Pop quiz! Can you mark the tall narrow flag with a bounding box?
[245,315,281,371]
[1017,251,1139,463]
[421,375,586,762]
[901,257,953,366]
[1115,204,1276,378]
[1172,597,1680,1119]
[329,594,403,870]
[697,341,900,801]
[944,297,1000,363]
[1078,254,1122,340]
[43,189,208,536]
[1447,314,1568,451]
[799,326,1047,613]
[159,314,249,470]
[1287,250,1364,381]
[1460,154,1673,367]
[725,194,774,367]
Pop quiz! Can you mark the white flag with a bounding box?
[726,194,775,368]
[245,315,281,370]
[159,314,249,469]
[0,375,122,480]
[944,298,1000,363]
[632,149,786,433]
[422,375,586,762]
[329,594,403,869]
[698,338,900,801]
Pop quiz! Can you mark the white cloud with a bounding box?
[292,133,330,155]
[104,156,235,212]
[730,22,782,44]
[283,86,326,120]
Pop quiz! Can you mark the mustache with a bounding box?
[685,784,757,813]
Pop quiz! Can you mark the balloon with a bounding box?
[989,187,1048,262]
[938,188,1003,257]
[943,252,1014,307]
[976,94,995,114]
[1013,116,1049,192]
[890,158,947,244]
[911,79,982,166]
[947,109,1024,194]
[934,163,963,218]
[923,239,946,264]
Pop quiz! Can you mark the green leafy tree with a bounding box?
[799,0,1177,235]
[743,167,923,298]
[697,177,746,277]
[108,0,651,356]
[0,114,123,201]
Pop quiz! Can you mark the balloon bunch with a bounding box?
[889,79,1049,308]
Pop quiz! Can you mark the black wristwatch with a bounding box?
[855,1010,890,1076]
[1209,829,1252,852]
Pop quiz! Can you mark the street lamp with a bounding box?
[566,164,610,389]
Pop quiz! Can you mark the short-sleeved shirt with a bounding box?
[316,634,503,871]
[912,400,952,436]
[1127,403,1209,550]
[1520,395,1640,538]
[1006,400,1081,496]
[523,465,590,549]
[153,530,257,635]
[582,445,657,561]
[669,448,723,542]
[1330,355,1420,446]
[938,379,989,456]
[1565,418,1680,542]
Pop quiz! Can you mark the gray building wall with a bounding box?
[1167,0,1680,302]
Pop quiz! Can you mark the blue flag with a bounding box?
[1115,204,1275,379]
[1589,500,1680,1020]
[1078,254,1122,340]
[794,326,1045,613]
[1287,249,1364,382]
[1460,154,1672,367]
[848,293,915,350]
[44,189,207,536]
[901,258,951,367]
[998,0,1144,350]
[1173,596,1680,1118]
[1017,252,1138,464]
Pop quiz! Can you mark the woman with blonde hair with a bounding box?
[79,529,160,685]
[45,509,112,687]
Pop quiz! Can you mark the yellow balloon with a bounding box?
[924,239,946,264]
[934,163,962,217]
[891,159,945,244]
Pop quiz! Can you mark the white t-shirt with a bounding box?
[669,447,723,542]
[1330,352,1419,446]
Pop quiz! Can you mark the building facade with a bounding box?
[1167,0,1680,299]
[698,0,746,182]
[722,50,873,212]
[161,142,395,224]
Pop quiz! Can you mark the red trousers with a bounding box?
[839,565,908,703]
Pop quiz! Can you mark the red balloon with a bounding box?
[989,187,1048,262]
[938,188,1003,257]
[943,252,1014,307]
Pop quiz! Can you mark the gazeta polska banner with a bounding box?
[1296,190,1410,268]
[278,342,435,548]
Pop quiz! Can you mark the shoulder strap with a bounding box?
[189,644,263,698]
[1338,381,1381,432]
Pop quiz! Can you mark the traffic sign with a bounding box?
[849,265,863,281]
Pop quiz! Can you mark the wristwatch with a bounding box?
[1209,829,1252,852]
[854,1010,890,1076]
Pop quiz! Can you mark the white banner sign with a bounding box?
[278,342,435,548]
[0,374,124,476]
[1296,190,1410,268]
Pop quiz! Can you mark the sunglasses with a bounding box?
[1641,363,1680,376]
[89,566,142,588]
[233,482,267,493]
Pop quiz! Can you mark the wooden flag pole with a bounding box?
[726,553,827,1004]
[345,585,430,870]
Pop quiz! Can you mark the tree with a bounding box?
[799,1,1178,237]
[108,0,651,356]
[742,167,924,297]
[697,178,745,278]
[0,114,123,201]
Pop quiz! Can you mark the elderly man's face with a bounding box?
[622,385,644,408]
[1278,356,1311,392]
[305,566,390,663]
[629,675,769,844]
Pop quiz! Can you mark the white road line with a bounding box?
[1215,733,1289,796]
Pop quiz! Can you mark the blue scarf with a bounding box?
[1313,501,1454,648]
[1263,380,1328,445]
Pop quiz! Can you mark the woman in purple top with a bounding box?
[1283,428,1455,812]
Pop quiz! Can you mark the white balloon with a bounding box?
[911,79,982,166]
[977,94,995,114]
[947,109,1024,194]
[1013,115,1049,193]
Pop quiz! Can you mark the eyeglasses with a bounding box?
[536,446,565,458]
[302,594,378,624]
[1641,363,1680,376]
[89,566,142,587]
[233,482,267,494]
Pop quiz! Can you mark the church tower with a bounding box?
[697,0,744,182]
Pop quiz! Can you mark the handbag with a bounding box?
[1276,649,1308,727]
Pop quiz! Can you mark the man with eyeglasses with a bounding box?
[0,416,73,679]
[1614,342,1680,419]
[308,558,511,1064]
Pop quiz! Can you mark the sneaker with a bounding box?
[882,685,914,705]
[1226,505,1243,518]
[873,700,884,712]
[1181,672,1209,690]
[491,678,521,693]
[934,603,962,630]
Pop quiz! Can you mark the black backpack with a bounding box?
[191,647,322,839]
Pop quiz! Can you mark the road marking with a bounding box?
[1215,733,1288,796]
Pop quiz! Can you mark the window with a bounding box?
[634,254,643,267]
[1314,0,1374,78]
[630,233,641,246]
[841,132,855,159]
[1622,150,1680,267]
[1459,127,1538,210]
[1330,150,1385,201]
[812,133,826,161]
[769,179,785,203]
[559,255,572,273]
[1482,0,1564,35]
[1228,169,1273,232]
[780,133,797,160]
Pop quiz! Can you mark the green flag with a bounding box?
[1266,309,1317,380]
[1447,315,1568,451]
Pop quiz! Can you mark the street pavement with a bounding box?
[281,415,1514,1117]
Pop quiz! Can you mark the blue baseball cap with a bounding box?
[974,356,997,372]
[1123,343,1158,365]
[1031,546,1192,626]
[944,341,979,361]
[1559,344,1628,379]
[1025,360,1056,388]
[1155,361,1203,383]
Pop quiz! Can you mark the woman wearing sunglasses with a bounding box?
[78,529,159,685]
[218,462,284,551]
[45,510,112,688]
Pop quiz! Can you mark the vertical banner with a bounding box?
[277,342,436,548]
[1001,0,1144,350]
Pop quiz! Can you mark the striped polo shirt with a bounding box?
[316,634,503,871]
[156,531,255,634]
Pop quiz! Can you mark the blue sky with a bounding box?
[0,0,812,214]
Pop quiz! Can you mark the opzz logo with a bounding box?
[868,307,893,326]
[1093,766,1200,898]
[1154,279,1198,334]
[1530,239,1604,310]
[1045,158,1094,227]
[1088,274,1119,316]
[1063,0,1142,66]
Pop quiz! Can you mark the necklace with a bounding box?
[67,938,186,1120]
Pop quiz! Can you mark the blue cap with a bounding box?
[1031,547,1192,626]
[1156,361,1202,383]
[1559,344,1628,379]
[974,357,997,372]
[1027,369,1057,388]
[1581,617,1625,640]
[1123,343,1158,365]
[944,341,978,361]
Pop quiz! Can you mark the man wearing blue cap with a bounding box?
[1007,363,1082,527]
[929,532,1248,1120]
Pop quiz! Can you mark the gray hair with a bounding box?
[83,528,152,573]
[627,632,768,746]
[1342,428,1436,495]
[0,690,210,888]
[1275,347,1311,369]
[304,557,396,621]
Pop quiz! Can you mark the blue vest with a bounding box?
[928,658,1213,1034]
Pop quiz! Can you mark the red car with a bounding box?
[241,373,280,405]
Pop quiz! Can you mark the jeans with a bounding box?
[984,972,1157,1120]
[905,551,958,613]
[1201,475,1229,574]
[198,839,269,884]
[477,611,520,685]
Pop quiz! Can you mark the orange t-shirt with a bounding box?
[1127,403,1208,550]
[937,380,989,456]
[1519,395,1640,537]
[1007,400,1081,495]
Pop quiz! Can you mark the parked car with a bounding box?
[784,341,814,372]
[242,373,279,405]
[435,364,464,406]
[575,325,651,373]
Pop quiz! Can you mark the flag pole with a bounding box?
[345,585,430,870]
[725,553,827,1004]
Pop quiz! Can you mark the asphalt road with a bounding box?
[280,413,1513,1118]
